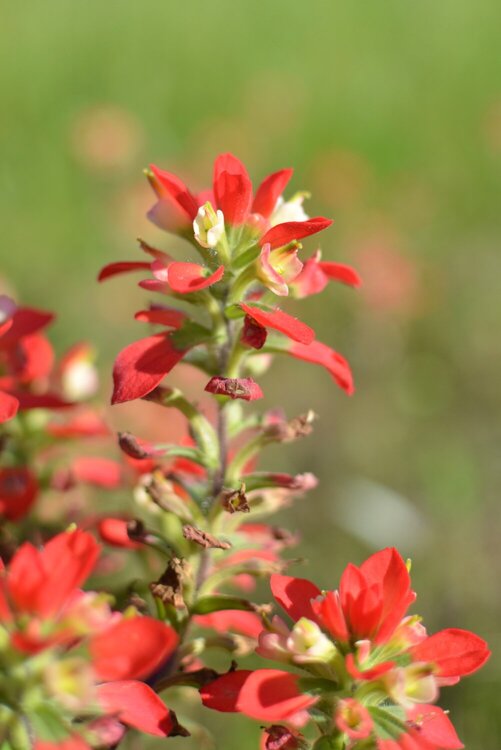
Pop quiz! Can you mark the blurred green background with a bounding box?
[1,1,500,747]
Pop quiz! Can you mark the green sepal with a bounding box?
[368,705,407,741]
[224,304,246,320]
[297,676,339,696]
[232,243,260,271]
[25,703,72,743]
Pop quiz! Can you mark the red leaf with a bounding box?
[241,304,314,345]
[72,457,122,488]
[167,262,224,293]
[270,574,321,623]
[252,168,294,218]
[319,261,362,287]
[134,308,186,328]
[260,217,333,249]
[91,617,178,681]
[0,390,18,423]
[411,628,490,678]
[407,704,463,749]
[112,334,186,405]
[148,164,199,220]
[0,307,53,346]
[237,669,317,722]
[97,680,174,737]
[0,466,38,521]
[98,261,151,282]
[200,670,253,712]
[213,153,253,225]
[288,340,354,394]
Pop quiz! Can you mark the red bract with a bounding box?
[252,168,294,218]
[152,260,225,293]
[112,333,187,404]
[260,218,333,250]
[0,467,39,521]
[291,251,362,298]
[0,529,179,742]
[410,628,490,678]
[0,303,54,423]
[313,548,415,644]
[213,152,253,225]
[200,669,316,724]
[287,340,354,394]
[240,303,315,345]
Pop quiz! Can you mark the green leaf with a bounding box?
[191,595,257,615]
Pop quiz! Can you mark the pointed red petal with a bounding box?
[134,308,187,328]
[252,168,294,218]
[407,705,463,749]
[318,261,362,287]
[411,628,490,678]
[0,308,53,346]
[238,669,317,722]
[72,457,123,488]
[91,617,178,681]
[241,304,314,345]
[97,681,174,736]
[0,390,19,423]
[112,334,186,405]
[98,261,151,282]
[270,574,321,623]
[288,340,354,394]
[260,218,333,249]
[148,164,199,220]
[167,262,224,293]
[213,153,253,225]
[200,670,253,712]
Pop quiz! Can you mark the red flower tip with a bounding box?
[97,261,151,282]
[410,628,491,678]
[205,376,263,401]
[0,466,38,521]
[98,518,142,549]
[288,340,354,394]
[148,164,199,220]
[260,217,333,250]
[165,262,224,294]
[134,307,187,328]
[240,303,315,345]
[0,390,19,424]
[213,153,253,225]
[252,168,294,219]
[111,334,187,405]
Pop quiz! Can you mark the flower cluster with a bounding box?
[0,528,180,747]
[0,152,490,750]
[201,547,490,749]
[98,152,359,405]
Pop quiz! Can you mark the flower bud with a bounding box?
[385,663,438,709]
[287,617,336,664]
[193,202,225,249]
[44,657,95,711]
[334,698,373,740]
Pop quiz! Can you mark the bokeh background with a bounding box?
[1,1,500,747]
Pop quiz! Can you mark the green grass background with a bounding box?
[1,1,501,747]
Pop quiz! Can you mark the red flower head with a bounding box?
[0,529,180,745]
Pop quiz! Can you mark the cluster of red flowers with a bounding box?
[201,547,490,749]
[0,153,490,750]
